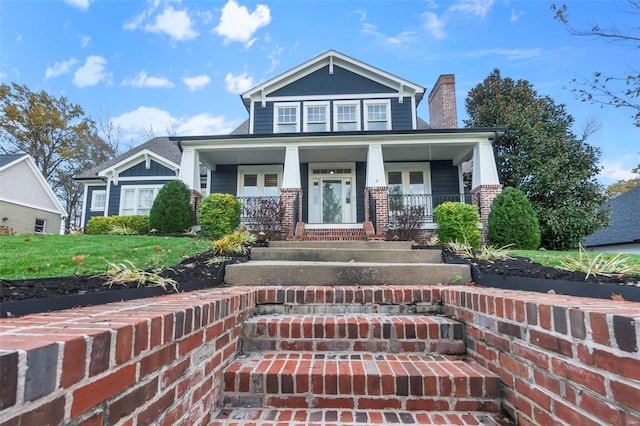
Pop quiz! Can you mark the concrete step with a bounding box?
[223,352,500,412]
[268,241,413,249]
[242,314,465,355]
[251,247,442,263]
[211,408,506,425]
[225,261,470,286]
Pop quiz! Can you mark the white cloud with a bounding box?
[422,12,446,40]
[266,45,284,73]
[215,0,271,47]
[466,48,542,60]
[73,55,110,87]
[145,6,198,41]
[0,71,7,80]
[601,161,638,181]
[110,106,238,140]
[45,58,78,79]
[448,0,495,18]
[64,0,90,11]
[361,23,417,47]
[16,35,22,42]
[121,70,174,88]
[79,34,91,47]
[354,9,366,22]
[224,72,254,94]
[510,9,524,22]
[182,74,211,92]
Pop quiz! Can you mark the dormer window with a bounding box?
[304,102,330,132]
[334,101,360,131]
[364,100,391,130]
[274,102,300,133]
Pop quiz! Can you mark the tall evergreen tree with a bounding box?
[465,69,608,250]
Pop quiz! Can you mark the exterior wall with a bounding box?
[472,184,503,244]
[430,160,461,203]
[300,163,309,223]
[355,162,367,222]
[586,243,640,255]
[364,186,389,237]
[107,179,175,216]
[210,165,239,195]
[280,188,302,240]
[83,185,108,227]
[0,201,61,235]
[0,288,255,426]
[441,287,640,426]
[119,160,177,177]
[428,74,457,129]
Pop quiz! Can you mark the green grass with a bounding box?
[0,234,212,280]
[513,249,640,273]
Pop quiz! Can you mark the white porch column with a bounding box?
[471,141,500,189]
[282,146,301,189]
[366,144,386,187]
[179,149,200,190]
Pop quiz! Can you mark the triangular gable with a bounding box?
[98,149,180,181]
[242,50,425,108]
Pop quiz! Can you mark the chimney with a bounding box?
[428,74,458,128]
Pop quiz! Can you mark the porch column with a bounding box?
[365,144,388,238]
[281,146,302,240]
[179,149,200,191]
[470,141,502,244]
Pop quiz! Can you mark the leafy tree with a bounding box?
[465,69,609,250]
[606,161,640,199]
[0,83,115,230]
[552,2,640,127]
[488,187,541,250]
[149,180,196,234]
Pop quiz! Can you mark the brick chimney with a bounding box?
[428,74,458,128]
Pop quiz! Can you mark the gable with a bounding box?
[270,65,396,97]
[119,159,177,177]
[0,157,65,215]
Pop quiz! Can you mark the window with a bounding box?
[34,218,46,233]
[120,186,161,215]
[333,101,360,131]
[364,100,391,130]
[385,164,431,214]
[238,166,283,197]
[303,102,329,132]
[274,102,300,133]
[91,190,106,211]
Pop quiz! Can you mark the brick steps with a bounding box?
[223,352,500,412]
[211,408,505,425]
[242,314,465,354]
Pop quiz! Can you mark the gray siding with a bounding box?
[253,102,274,135]
[271,65,395,97]
[84,185,107,226]
[300,163,309,223]
[391,98,413,130]
[430,161,460,208]
[119,160,176,177]
[210,165,238,195]
[356,162,366,222]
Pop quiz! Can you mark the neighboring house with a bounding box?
[0,154,67,234]
[77,50,503,240]
[583,186,640,254]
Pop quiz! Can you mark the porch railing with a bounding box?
[388,193,475,222]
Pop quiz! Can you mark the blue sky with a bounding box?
[1,0,638,185]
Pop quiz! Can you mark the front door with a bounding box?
[308,164,356,223]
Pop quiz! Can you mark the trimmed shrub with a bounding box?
[199,193,242,238]
[149,180,196,234]
[488,187,541,250]
[86,215,149,235]
[434,202,481,248]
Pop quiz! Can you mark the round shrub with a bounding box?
[149,180,196,234]
[488,187,541,249]
[433,202,481,248]
[199,193,242,238]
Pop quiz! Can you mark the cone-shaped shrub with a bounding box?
[199,193,242,238]
[434,202,481,248]
[148,180,196,234]
[488,187,541,249]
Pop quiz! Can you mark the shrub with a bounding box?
[199,193,241,238]
[0,226,16,236]
[211,229,257,255]
[388,206,426,241]
[86,216,149,235]
[434,202,481,248]
[242,197,284,240]
[149,180,196,234]
[488,187,541,250]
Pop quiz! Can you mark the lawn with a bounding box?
[0,234,213,280]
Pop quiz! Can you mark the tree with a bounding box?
[149,180,196,234]
[606,161,640,199]
[0,83,115,230]
[465,69,609,250]
[488,187,541,250]
[552,2,640,127]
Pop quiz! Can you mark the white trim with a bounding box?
[0,197,68,215]
[273,102,300,134]
[333,100,361,132]
[384,162,432,194]
[34,217,46,233]
[110,176,177,182]
[90,189,106,211]
[80,184,90,228]
[411,96,417,130]
[307,162,357,224]
[104,180,112,217]
[98,149,180,178]
[262,92,400,103]
[305,223,363,230]
[303,101,330,132]
[237,165,284,197]
[118,184,163,216]
[249,101,255,134]
[363,99,392,131]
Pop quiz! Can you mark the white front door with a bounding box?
[308,163,356,223]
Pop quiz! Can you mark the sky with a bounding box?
[1,0,638,186]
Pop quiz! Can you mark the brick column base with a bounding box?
[280,188,302,240]
[364,186,389,238]
[190,190,202,218]
[471,184,502,244]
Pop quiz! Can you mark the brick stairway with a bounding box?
[210,287,508,425]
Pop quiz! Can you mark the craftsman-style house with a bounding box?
[77,50,503,240]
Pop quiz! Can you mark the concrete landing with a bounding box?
[250,247,442,263]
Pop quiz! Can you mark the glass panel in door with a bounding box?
[322,180,342,223]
